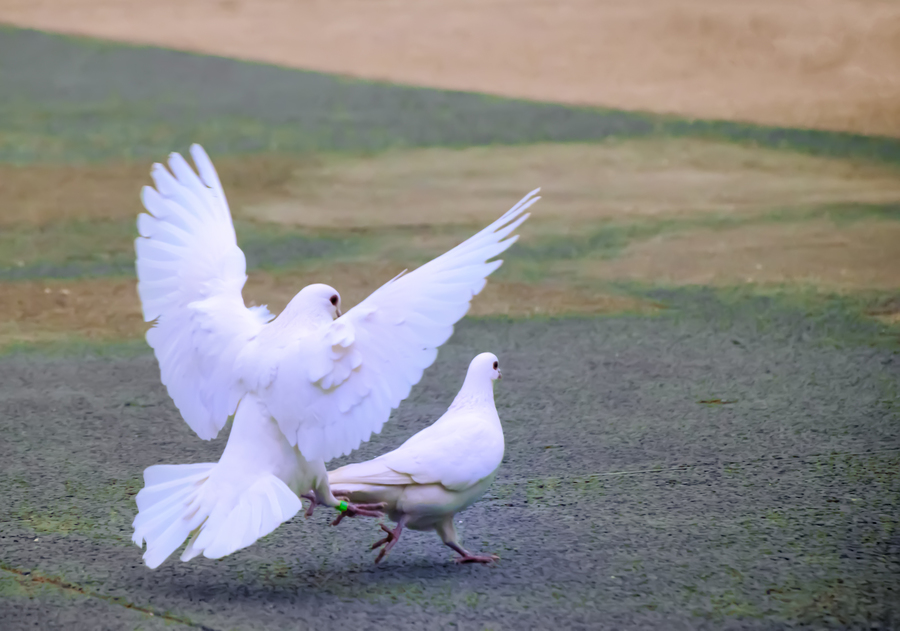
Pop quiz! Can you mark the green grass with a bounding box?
[1,283,894,360]
[0,337,151,359]
[2,26,900,165]
[642,285,900,348]
[0,218,367,280]
[515,202,900,263]
[4,201,898,281]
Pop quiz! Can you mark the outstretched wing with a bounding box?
[262,189,539,462]
[135,144,271,440]
[329,412,504,492]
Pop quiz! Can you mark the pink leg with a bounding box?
[371,515,408,563]
[435,518,498,564]
[302,492,384,524]
[329,491,386,526]
[300,492,317,518]
[330,496,386,526]
[445,542,499,564]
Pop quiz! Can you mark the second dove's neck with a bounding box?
[449,373,495,410]
[276,297,333,331]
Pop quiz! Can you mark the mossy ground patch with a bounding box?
[241,140,900,229]
[2,138,898,349]
[6,140,899,229]
[583,219,900,290]
[0,272,656,352]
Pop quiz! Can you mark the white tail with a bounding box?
[132,462,302,569]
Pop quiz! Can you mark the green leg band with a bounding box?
[337,500,349,512]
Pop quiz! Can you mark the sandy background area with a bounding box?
[2,0,899,137]
[1,4,899,345]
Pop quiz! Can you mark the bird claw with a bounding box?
[371,522,403,563]
[302,491,385,524]
[446,541,498,564]
[300,493,317,518]
[330,496,387,526]
[453,552,499,564]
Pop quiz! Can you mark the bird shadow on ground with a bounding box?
[133,552,489,607]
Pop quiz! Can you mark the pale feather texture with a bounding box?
[135,146,272,440]
[329,353,505,495]
[132,395,305,569]
[135,144,539,462]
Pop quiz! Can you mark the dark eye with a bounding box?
[330,295,339,306]
[492,361,499,370]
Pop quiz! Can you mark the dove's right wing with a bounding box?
[380,412,505,492]
[329,415,504,492]
[260,189,540,463]
[135,145,271,440]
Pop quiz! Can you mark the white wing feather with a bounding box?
[382,411,504,491]
[329,410,504,492]
[261,191,538,462]
[136,143,537,461]
[135,145,272,440]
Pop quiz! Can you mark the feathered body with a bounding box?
[329,353,506,563]
[130,144,538,568]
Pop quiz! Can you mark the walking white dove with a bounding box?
[327,352,506,564]
[130,143,539,568]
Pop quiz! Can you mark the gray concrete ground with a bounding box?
[1,292,898,630]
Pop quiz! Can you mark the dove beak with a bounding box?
[497,370,503,380]
[335,308,342,318]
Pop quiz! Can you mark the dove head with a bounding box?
[284,283,342,324]
[451,352,502,410]
[469,352,502,382]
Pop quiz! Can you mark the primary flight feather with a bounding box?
[131,144,539,568]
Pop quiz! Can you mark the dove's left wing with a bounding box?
[331,413,505,492]
[261,190,540,462]
[135,145,273,440]
[380,411,505,491]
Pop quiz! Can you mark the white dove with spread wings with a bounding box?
[130,144,539,568]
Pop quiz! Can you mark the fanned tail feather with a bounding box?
[132,462,302,569]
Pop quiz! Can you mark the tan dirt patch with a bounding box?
[0,271,651,350]
[246,263,656,318]
[0,278,145,348]
[864,297,900,326]
[245,265,655,319]
[0,156,299,227]
[585,219,900,290]
[6,141,899,229]
[2,0,899,136]
[245,141,900,229]
[871,313,900,326]
[465,283,656,318]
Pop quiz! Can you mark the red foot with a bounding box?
[330,496,386,526]
[300,492,317,518]
[301,493,384,524]
[454,552,499,564]
[447,542,499,564]
[371,521,405,563]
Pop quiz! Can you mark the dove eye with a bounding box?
[330,295,339,306]
[492,361,499,370]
